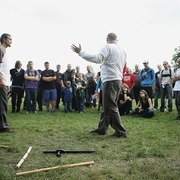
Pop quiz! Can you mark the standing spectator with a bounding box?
[71,32,127,138]
[55,64,63,110]
[153,64,162,110]
[159,61,174,112]
[41,62,57,113]
[133,64,141,104]
[24,61,39,113]
[84,65,96,108]
[0,33,12,133]
[132,90,154,118]
[75,65,84,81]
[61,64,76,110]
[37,69,43,111]
[10,60,25,113]
[140,61,155,100]
[172,57,180,120]
[75,73,86,113]
[62,81,73,113]
[123,67,136,90]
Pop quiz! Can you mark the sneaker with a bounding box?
[51,109,57,113]
[168,109,172,112]
[46,109,50,113]
[33,111,37,113]
[26,111,30,114]
[153,108,157,111]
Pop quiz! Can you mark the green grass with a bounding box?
[0,100,180,180]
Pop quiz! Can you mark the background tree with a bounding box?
[171,46,180,70]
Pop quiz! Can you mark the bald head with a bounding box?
[107,33,117,43]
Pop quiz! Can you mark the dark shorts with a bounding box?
[43,89,57,103]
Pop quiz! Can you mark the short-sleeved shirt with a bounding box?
[24,69,39,89]
[41,69,56,90]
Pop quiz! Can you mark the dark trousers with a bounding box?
[37,89,43,111]
[76,96,84,112]
[11,88,24,112]
[56,89,61,109]
[0,86,9,129]
[26,88,37,112]
[154,87,161,109]
[174,91,180,116]
[97,80,126,136]
[133,86,141,105]
[64,100,72,112]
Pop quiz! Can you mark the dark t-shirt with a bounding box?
[41,69,56,90]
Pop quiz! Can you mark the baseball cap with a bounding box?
[143,61,148,64]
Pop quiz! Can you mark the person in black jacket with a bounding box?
[10,61,25,113]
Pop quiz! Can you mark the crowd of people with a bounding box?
[1,32,180,136]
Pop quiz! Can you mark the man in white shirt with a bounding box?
[159,61,174,112]
[71,33,127,138]
[0,33,12,133]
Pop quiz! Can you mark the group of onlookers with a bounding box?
[9,61,98,114]
[118,59,180,120]
[9,57,180,120]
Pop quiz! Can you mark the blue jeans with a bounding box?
[26,88,37,112]
[160,84,172,111]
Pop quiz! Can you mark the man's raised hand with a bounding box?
[71,44,81,54]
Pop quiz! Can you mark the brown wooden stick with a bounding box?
[0,145,9,148]
[16,161,94,176]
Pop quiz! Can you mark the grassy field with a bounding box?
[0,101,180,180]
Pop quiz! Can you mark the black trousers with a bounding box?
[0,86,9,129]
[11,87,24,112]
[174,91,180,116]
[97,80,126,136]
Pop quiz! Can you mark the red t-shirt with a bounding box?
[122,73,136,89]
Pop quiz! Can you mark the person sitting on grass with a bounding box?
[118,83,133,115]
[132,89,154,118]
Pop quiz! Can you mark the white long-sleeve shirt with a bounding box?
[79,42,127,83]
[0,46,11,86]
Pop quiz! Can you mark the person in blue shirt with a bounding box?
[140,61,155,101]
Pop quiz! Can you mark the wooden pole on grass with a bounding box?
[0,145,9,148]
[16,146,32,169]
[16,161,94,176]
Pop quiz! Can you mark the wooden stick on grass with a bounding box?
[16,146,32,169]
[0,145,9,148]
[16,161,94,176]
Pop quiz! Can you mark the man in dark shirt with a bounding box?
[10,61,25,113]
[54,64,63,110]
[41,62,57,112]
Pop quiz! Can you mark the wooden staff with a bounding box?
[16,146,32,169]
[0,145,9,148]
[16,161,94,176]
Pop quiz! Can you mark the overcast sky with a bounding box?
[1,0,180,74]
